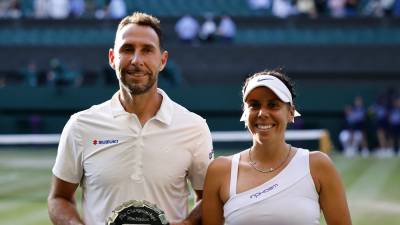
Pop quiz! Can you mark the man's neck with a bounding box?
[119,88,162,126]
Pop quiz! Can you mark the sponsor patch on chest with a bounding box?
[92,139,119,145]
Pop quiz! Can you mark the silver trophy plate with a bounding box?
[106,200,169,225]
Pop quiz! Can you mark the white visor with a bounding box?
[240,75,301,122]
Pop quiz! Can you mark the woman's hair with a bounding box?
[242,69,296,104]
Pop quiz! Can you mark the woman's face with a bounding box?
[244,87,294,143]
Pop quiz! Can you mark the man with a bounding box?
[48,12,213,225]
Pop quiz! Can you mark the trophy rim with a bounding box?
[106,200,168,225]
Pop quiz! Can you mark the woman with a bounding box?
[202,70,351,225]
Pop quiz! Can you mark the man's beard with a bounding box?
[120,68,157,95]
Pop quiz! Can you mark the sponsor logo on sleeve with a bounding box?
[209,149,214,159]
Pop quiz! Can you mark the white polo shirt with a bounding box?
[52,89,213,225]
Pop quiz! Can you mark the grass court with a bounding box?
[0,148,399,225]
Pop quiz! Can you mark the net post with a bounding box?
[319,130,332,153]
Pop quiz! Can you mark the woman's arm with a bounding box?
[202,157,230,225]
[310,152,352,225]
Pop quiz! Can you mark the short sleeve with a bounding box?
[52,114,83,184]
[188,119,214,190]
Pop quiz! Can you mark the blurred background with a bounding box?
[0,0,400,225]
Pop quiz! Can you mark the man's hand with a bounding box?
[171,190,203,225]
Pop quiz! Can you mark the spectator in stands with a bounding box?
[363,0,384,17]
[363,0,396,17]
[46,58,76,87]
[369,93,391,157]
[175,14,200,44]
[48,0,70,19]
[339,96,370,157]
[47,58,63,87]
[48,12,213,225]
[328,0,346,17]
[388,96,400,156]
[106,0,127,19]
[344,0,359,16]
[20,61,39,87]
[394,0,400,16]
[199,13,217,42]
[247,0,271,10]
[69,0,86,18]
[216,15,237,42]
[94,0,107,19]
[314,0,328,15]
[202,69,351,225]
[0,0,21,19]
[382,0,396,16]
[272,0,295,18]
[0,2,7,17]
[296,0,317,17]
[66,65,83,87]
[33,0,48,18]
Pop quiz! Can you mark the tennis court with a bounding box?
[0,148,399,225]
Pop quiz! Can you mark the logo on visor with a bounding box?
[257,78,274,82]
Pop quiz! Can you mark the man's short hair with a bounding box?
[116,12,164,50]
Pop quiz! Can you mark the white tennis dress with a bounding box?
[223,148,320,225]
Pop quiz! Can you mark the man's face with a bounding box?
[109,24,168,95]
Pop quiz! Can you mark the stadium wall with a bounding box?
[1,17,400,149]
[0,82,396,148]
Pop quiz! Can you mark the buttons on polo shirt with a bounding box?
[130,143,144,182]
[138,141,144,147]
[130,162,143,182]
[130,174,142,182]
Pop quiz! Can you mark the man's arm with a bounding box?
[172,190,203,225]
[48,175,84,225]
